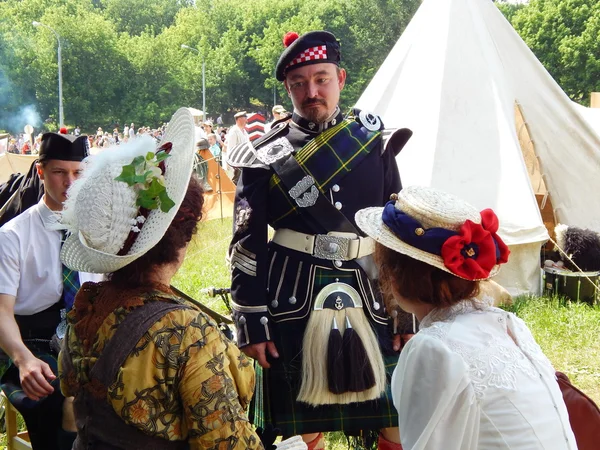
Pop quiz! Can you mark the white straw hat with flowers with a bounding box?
[60,108,196,273]
[355,186,510,281]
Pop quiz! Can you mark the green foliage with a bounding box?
[0,0,421,132]
[500,0,600,104]
[2,0,599,133]
[96,0,192,36]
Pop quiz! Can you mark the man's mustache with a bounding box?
[302,99,326,107]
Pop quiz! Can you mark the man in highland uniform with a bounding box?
[227,30,414,449]
[0,132,100,450]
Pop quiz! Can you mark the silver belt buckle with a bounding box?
[313,234,351,260]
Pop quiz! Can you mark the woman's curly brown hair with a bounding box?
[374,242,479,311]
[109,176,204,287]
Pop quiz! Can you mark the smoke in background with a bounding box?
[0,66,42,134]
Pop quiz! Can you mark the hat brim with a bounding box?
[61,108,196,274]
[355,207,500,281]
[61,231,147,274]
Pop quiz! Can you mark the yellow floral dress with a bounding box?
[59,282,262,450]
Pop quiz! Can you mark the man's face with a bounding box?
[37,159,83,211]
[236,116,247,127]
[284,63,346,124]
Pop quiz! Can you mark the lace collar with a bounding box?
[419,295,493,330]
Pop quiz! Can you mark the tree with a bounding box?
[96,0,193,36]
[504,0,600,103]
[0,0,422,130]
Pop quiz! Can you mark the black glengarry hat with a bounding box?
[275,31,341,81]
[39,132,89,162]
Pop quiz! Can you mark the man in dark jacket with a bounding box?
[227,31,413,449]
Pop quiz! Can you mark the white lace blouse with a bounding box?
[391,298,577,450]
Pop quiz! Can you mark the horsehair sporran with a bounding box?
[298,307,386,406]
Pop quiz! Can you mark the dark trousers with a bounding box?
[2,364,67,450]
[19,388,64,450]
[3,303,74,449]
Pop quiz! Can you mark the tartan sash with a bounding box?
[268,118,381,225]
[61,230,80,310]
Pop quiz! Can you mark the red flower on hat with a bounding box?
[283,32,299,48]
[441,219,496,280]
[441,209,510,280]
[480,208,510,264]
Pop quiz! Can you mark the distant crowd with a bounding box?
[3,106,289,184]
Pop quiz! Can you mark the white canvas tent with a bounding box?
[0,153,37,184]
[356,0,600,295]
[572,102,600,135]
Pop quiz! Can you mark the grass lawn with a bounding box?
[2,217,599,448]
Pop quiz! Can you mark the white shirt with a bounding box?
[195,126,207,144]
[225,125,249,150]
[0,200,101,315]
[392,299,577,450]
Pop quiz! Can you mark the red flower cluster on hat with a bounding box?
[441,209,510,280]
[283,32,299,47]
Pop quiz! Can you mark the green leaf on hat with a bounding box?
[158,189,175,213]
[131,155,146,167]
[115,145,175,215]
[137,191,159,209]
[155,151,171,163]
[115,163,148,185]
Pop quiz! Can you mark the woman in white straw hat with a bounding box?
[55,108,298,450]
[355,185,577,450]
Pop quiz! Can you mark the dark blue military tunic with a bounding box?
[228,108,414,435]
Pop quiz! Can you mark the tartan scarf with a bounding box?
[61,230,80,310]
[270,118,381,192]
[268,118,381,225]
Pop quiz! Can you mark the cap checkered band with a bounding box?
[286,45,328,69]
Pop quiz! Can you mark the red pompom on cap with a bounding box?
[283,32,299,48]
[59,127,68,134]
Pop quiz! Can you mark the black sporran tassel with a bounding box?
[327,316,346,394]
[343,315,376,392]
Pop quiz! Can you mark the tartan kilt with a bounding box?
[249,267,399,436]
[0,352,60,412]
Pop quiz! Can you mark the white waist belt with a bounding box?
[271,228,375,261]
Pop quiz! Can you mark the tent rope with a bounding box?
[548,236,600,296]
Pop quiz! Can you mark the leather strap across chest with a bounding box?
[269,119,381,235]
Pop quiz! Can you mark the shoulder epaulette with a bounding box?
[227,141,268,169]
[381,128,413,156]
[353,108,384,132]
[351,108,413,155]
[253,120,290,147]
[228,122,291,169]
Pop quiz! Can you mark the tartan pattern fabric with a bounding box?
[249,267,398,435]
[268,119,381,226]
[1,353,59,410]
[61,231,80,310]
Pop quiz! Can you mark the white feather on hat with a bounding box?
[60,108,196,273]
